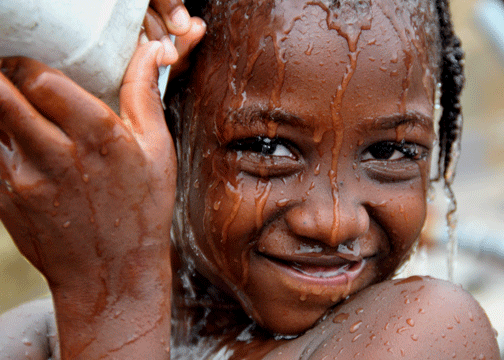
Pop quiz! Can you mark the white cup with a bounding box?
[0,0,150,113]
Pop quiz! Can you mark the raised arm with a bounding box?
[0,2,204,359]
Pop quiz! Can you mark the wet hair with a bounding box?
[169,0,465,191]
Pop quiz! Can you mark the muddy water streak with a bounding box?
[313,1,372,243]
[255,179,272,229]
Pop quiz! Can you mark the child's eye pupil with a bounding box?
[233,137,281,156]
[368,142,396,159]
[261,138,277,155]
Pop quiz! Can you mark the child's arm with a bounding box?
[0,6,204,359]
[0,40,173,359]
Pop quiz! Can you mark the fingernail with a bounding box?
[169,6,190,30]
[160,36,178,63]
[155,42,165,67]
[139,32,149,45]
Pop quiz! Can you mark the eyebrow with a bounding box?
[369,112,434,132]
[224,107,310,129]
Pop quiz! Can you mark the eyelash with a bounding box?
[229,136,296,158]
[361,141,426,162]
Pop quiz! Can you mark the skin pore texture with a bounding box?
[0,0,500,359]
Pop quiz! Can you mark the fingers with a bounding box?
[0,57,122,148]
[0,61,71,162]
[149,0,191,36]
[170,17,207,79]
[143,7,170,41]
[120,41,172,150]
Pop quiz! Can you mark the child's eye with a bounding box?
[231,136,296,158]
[227,136,302,177]
[361,141,429,182]
[361,141,423,161]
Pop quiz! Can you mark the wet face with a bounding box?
[178,0,437,335]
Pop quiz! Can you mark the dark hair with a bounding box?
[170,0,465,192]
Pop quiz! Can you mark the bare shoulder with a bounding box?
[266,277,500,360]
[0,297,59,360]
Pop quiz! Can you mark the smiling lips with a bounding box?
[260,252,367,281]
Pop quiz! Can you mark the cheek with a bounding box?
[376,183,427,251]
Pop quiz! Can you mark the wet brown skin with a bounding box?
[178,0,434,335]
[0,0,500,359]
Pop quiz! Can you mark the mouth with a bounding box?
[259,252,368,283]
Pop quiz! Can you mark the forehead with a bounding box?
[190,0,438,136]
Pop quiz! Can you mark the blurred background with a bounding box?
[1,0,503,356]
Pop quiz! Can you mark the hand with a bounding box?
[0,41,175,294]
[144,0,206,79]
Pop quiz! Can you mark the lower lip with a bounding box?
[264,256,367,287]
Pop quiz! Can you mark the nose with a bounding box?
[284,189,369,248]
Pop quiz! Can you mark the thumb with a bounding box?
[119,40,177,140]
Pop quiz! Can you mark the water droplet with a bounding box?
[305,42,314,56]
[411,334,418,341]
[114,218,120,227]
[193,180,200,189]
[356,308,364,315]
[352,334,362,342]
[276,199,290,207]
[82,174,90,183]
[404,298,411,304]
[401,349,406,357]
[452,352,457,358]
[454,315,460,324]
[478,355,486,360]
[418,308,426,314]
[22,339,32,346]
[397,326,408,334]
[63,221,71,228]
[333,313,349,324]
[53,200,60,207]
[314,164,321,175]
[468,312,474,321]
[492,328,498,338]
[100,146,108,156]
[406,318,415,327]
[300,294,308,301]
[213,201,221,211]
[350,321,362,333]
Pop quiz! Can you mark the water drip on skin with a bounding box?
[255,179,272,229]
[308,1,372,244]
[375,1,414,113]
[333,312,350,324]
[349,320,362,333]
[276,198,291,207]
[337,240,361,258]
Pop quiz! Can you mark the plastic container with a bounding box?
[0,0,151,113]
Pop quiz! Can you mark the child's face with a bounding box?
[179,0,437,334]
